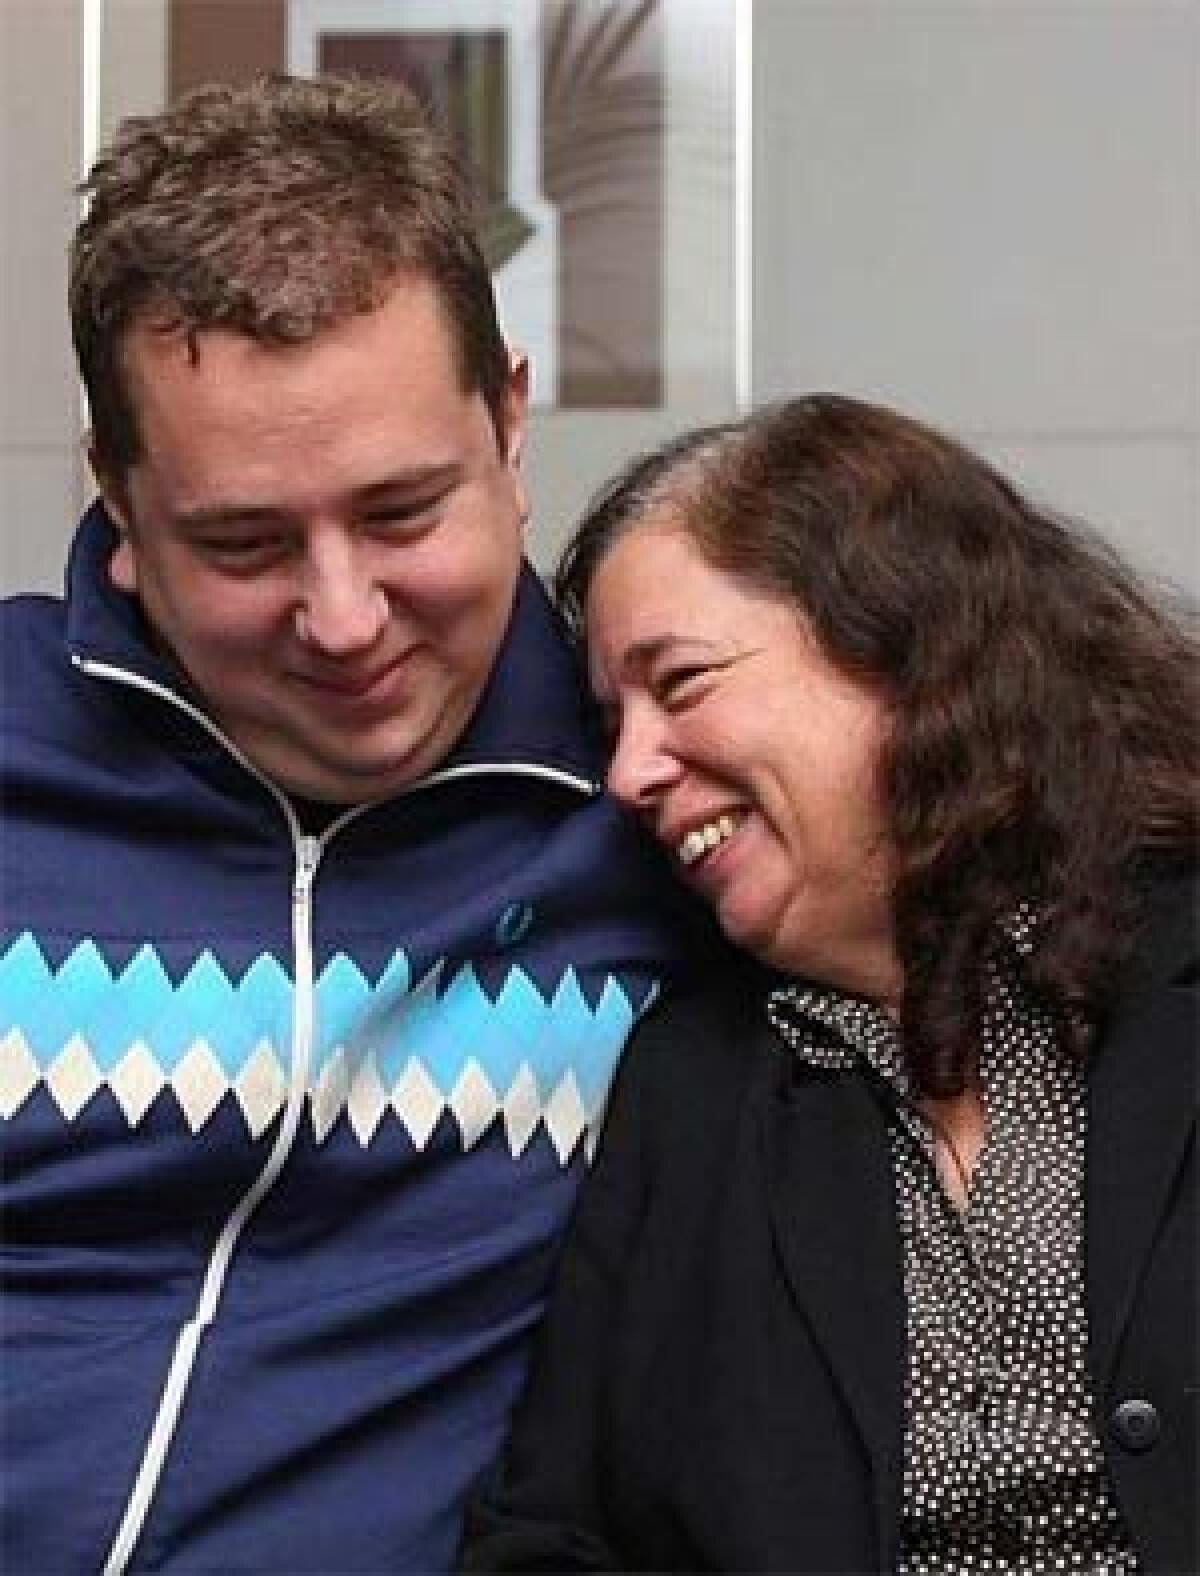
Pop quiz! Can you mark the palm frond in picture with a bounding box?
[542,0,664,406]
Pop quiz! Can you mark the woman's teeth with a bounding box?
[678,814,737,867]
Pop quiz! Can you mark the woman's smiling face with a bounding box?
[586,520,901,1004]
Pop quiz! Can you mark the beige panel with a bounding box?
[99,0,168,137]
[525,406,719,574]
[1,1,87,593]
[752,0,1199,437]
[0,0,82,450]
[977,433,1198,597]
[1,446,91,595]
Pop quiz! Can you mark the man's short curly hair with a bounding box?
[71,73,511,476]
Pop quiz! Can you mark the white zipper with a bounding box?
[101,817,324,1576]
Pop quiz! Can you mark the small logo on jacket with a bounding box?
[495,902,535,947]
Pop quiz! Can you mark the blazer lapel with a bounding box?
[1086,887,1198,1387]
[760,1057,905,1550]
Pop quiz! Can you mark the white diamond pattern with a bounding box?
[392,1057,444,1150]
[45,1035,102,1121]
[4,1036,611,1164]
[233,1041,287,1138]
[346,1054,388,1147]
[310,1047,349,1143]
[502,1063,542,1157]
[0,1028,39,1118]
[108,1039,166,1126]
[448,1060,499,1150]
[172,1041,227,1133]
[4,1036,609,1162]
[544,1070,587,1164]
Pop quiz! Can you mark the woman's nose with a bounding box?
[605,714,680,811]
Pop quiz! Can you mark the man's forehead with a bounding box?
[120,274,466,391]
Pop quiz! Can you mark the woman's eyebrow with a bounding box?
[621,634,724,671]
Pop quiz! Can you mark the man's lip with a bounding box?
[294,655,405,698]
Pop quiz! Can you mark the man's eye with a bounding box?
[364,495,446,532]
[197,536,286,566]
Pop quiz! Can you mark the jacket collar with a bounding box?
[439,563,601,783]
[64,501,179,685]
[62,501,603,787]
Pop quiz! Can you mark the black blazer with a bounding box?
[462,875,1198,1573]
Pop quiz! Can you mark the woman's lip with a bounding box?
[680,826,743,886]
[669,809,747,872]
[662,807,744,847]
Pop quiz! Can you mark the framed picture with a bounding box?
[162,0,740,547]
[289,1,563,403]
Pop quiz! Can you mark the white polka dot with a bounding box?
[767,914,1139,1573]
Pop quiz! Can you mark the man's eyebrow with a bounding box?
[355,464,463,498]
[169,465,465,530]
[171,503,282,531]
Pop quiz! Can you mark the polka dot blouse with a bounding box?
[766,917,1139,1574]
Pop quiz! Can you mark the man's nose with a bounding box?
[294,536,388,656]
[605,712,680,812]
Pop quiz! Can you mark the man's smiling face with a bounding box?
[98,277,529,803]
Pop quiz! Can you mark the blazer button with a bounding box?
[1109,1398,1160,1453]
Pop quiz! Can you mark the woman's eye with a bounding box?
[367,505,421,525]
[656,666,709,705]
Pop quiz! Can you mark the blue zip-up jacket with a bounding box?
[0,506,694,1574]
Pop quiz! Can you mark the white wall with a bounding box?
[751,0,1199,597]
[3,0,1197,598]
[1,0,87,597]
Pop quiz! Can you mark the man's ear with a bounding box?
[502,350,531,529]
[88,441,138,594]
[502,349,530,472]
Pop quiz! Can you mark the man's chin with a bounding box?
[228,737,431,808]
[274,755,430,807]
[223,704,465,806]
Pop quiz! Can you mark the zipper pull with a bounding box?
[294,834,321,901]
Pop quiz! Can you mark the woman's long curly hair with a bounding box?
[556,394,1199,1095]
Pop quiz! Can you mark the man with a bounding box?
[0,75,698,1574]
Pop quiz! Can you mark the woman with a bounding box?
[461,396,1198,1573]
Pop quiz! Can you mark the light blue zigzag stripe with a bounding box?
[312,953,372,1077]
[0,933,642,1101]
[0,934,53,1052]
[236,953,294,1060]
[85,945,172,1073]
[576,975,637,1110]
